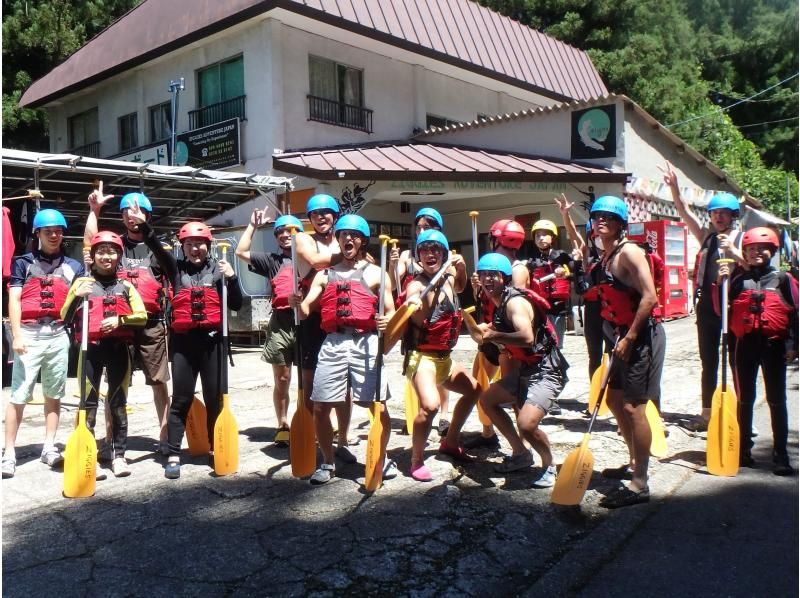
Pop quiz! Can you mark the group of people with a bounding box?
[2,162,796,503]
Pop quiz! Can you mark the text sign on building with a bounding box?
[571,104,616,160]
[175,118,241,170]
[111,142,169,165]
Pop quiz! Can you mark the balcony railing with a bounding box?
[188,95,246,129]
[67,141,101,158]
[307,95,373,133]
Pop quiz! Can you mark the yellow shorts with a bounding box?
[406,350,454,386]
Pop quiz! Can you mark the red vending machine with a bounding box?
[627,220,689,319]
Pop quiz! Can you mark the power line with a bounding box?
[737,116,798,129]
[666,72,799,128]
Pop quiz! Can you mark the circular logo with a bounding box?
[175,141,189,166]
[578,109,611,145]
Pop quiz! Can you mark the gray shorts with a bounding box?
[261,309,296,366]
[310,332,388,404]
[11,329,70,404]
[497,358,565,413]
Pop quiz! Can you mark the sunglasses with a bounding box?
[308,209,334,218]
[592,212,621,222]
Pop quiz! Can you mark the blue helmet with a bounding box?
[306,194,340,216]
[476,253,513,277]
[414,207,443,230]
[590,195,628,224]
[585,220,593,236]
[707,192,739,216]
[334,214,370,240]
[416,229,449,253]
[273,215,303,235]
[32,209,67,231]
[120,192,152,213]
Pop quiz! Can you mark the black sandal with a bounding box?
[600,486,650,509]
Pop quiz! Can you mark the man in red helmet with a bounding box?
[718,227,798,475]
[61,231,147,478]
[84,183,171,457]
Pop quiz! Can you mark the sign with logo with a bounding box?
[111,142,169,165]
[175,118,241,170]
[571,105,616,159]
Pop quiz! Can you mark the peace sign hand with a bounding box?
[126,199,147,225]
[88,180,114,212]
[554,193,574,213]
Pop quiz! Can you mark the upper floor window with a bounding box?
[68,108,99,156]
[191,55,245,128]
[149,101,171,142]
[118,112,138,152]
[426,114,462,129]
[308,55,372,133]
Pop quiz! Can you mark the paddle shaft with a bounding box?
[376,236,390,400]
[218,241,231,394]
[469,211,481,322]
[390,239,401,292]
[720,254,730,394]
[586,353,616,433]
[288,226,303,392]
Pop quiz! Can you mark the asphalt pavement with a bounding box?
[2,316,797,597]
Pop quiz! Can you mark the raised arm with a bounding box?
[235,207,269,264]
[84,181,115,247]
[554,193,585,253]
[295,231,340,270]
[661,161,705,243]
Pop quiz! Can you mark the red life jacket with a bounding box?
[528,256,571,305]
[170,268,221,333]
[596,241,663,328]
[480,292,495,324]
[413,279,463,353]
[492,287,557,364]
[20,259,75,322]
[75,279,134,343]
[120,254,163,314]
[693,230,742,302]
[270,259,315,310]
[730,270,796,339]
[320,265,378,334]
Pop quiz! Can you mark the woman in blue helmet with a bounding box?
[663,161,743,432]
[290,214,396,486]
[235,207,304,446]
[2,209,84,479]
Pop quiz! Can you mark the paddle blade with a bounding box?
[63,410,96,498]
[588,355,609,416]
[213,394,239,476]
[384,304,416,350]
[707,387,740,477]
[290,389,317,478]
[646,401,668,458]
[473,354,493,426]
[404,378,419,435]
[364,403,386,492]
[551,433,594,506]
[186,395,211,456]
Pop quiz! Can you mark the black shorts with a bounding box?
[604,320,665,404]
[298,311,326,370]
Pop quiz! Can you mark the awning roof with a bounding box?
[273,142,628,183]
[1,149,293,234]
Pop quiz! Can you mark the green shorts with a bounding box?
[261,309,296,366]
[11,329,70,404]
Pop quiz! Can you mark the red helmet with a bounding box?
[178,222,213,242]
[90,231,124,253]
[489,219,512,240]
[742,227,779,251]
[492,219,525,249]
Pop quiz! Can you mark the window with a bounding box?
[68,108,99,155]
[191,56,245,128]
[118,112,138,152]
[149,102,172,142]
[426,114,462,129]
[308,55,371,132]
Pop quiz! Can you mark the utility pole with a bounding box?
[168,77,185,166]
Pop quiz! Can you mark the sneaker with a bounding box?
[95,463,107,481]
[494,450,533,473]
[437,419,451,437]
[773,452,793,476]
[164,460,181,479]
[438,440,475,463]
[310,463,335,485]
[549,402,562,416]
[383,459,399,480]
[2,455,16,479]
[40,446,64,468]
[463,434,501,450]
[531,465,557,488]
[410,463,433,482]
[335,445,357,464]
[112,457,131,478]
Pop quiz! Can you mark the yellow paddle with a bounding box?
[213,240,239,475]
[587,354,610,416]
[64,287,97,499]
[551,355,615,506]
[707,258,739,476]
[646,400,668,458]
[287,225,317,478]
[365,235,391,491]
[403,378,419,434]
[186,395,210,456]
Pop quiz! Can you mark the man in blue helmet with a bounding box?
[662,162,743,431]
[290,214,396,485]
[235,207,304,446]
[588,195,665,508]
[84,182,171,456]
[2,209,84,478]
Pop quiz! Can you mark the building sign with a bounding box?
[387,181,568,193]
[111,142,169,165]
[571,105,616,159]
[175,118,241,170]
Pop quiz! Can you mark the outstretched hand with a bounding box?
[659,161,679,190]
[250,207,270,227]
[88,180,114,211]
[554,193,574,213]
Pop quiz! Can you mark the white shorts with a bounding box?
[310,332,389,404]
[11,329,70,404]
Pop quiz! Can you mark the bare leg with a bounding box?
[313,402,336,465]
[335,393,351,446]
[443,366,480,447]
[271,364,291,428]
[411,370,440,465]
[625,402,651,491]
[516,403,551,468]
[4,403,24,453]
[480,384,526,455]
[43,398,60,446]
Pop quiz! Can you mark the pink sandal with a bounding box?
[410,463,433,482]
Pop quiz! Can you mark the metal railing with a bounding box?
[66,141,101,158]
[188,95,246,129]
[307,95,373,133]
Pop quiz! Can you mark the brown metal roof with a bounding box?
[20,0,607,108]
[272,142,627,182]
